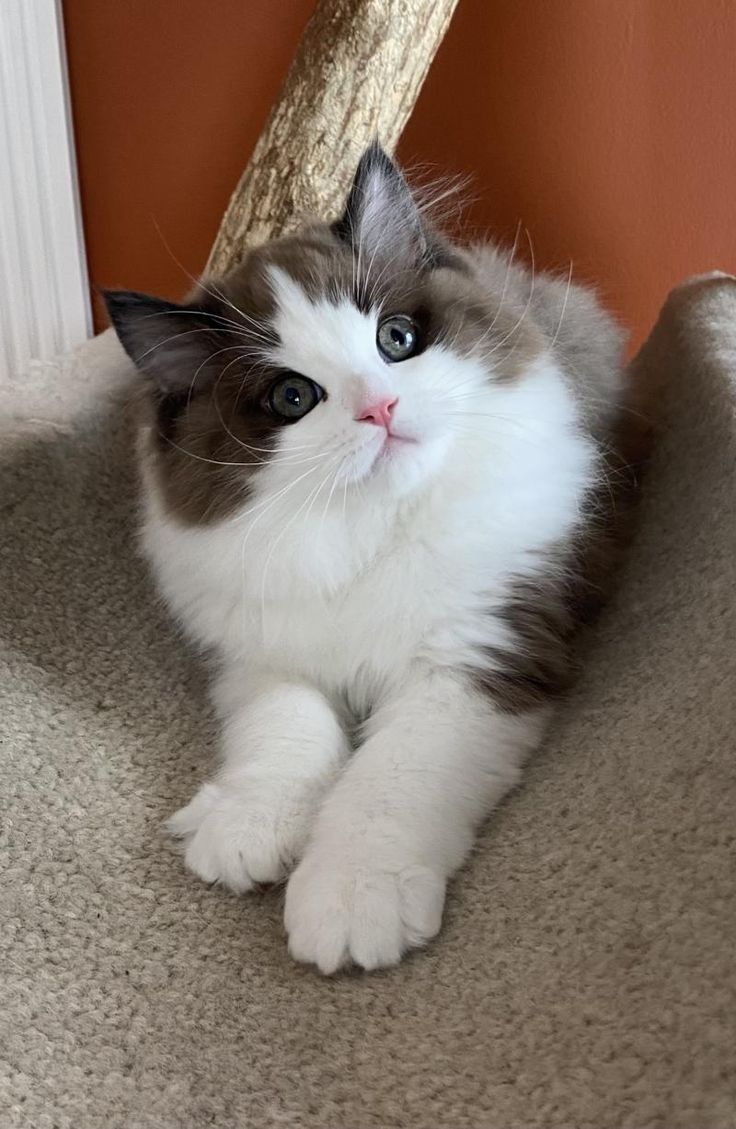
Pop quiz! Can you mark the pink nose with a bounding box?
[356,396,398,429]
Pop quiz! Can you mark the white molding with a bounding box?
[0,0,91,380]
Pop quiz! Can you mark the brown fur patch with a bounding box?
[134,225,513,525]
[475,381,655,713]
[109,148,657,724]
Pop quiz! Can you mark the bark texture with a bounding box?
[206,0,459,278]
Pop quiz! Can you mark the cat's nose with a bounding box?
[355,396,398,429]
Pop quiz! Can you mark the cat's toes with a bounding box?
[284,852,446,974]
[167,781,309,893]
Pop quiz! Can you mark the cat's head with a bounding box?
[106,144,540,524]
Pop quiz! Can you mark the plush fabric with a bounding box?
[1,275,734,1129]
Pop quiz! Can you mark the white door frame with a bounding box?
[0,0,91,381]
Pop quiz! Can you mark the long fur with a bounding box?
[106,144,649,974]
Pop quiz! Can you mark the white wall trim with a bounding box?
[0,0,92,380]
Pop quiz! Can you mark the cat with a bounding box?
[105,143,651,974]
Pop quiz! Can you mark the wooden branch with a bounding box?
[206,0,459,279]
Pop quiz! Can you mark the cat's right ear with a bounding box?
[104,289,223,395]
[332,141,429,265]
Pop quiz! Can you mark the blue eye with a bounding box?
[268,375,324,421]
[377,315,418,362]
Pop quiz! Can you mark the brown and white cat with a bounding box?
[106,144,649,973]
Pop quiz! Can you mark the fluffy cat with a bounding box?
[106,143,650,974]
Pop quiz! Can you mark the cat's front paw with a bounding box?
[167,779,312,893]
[284,850,446,974]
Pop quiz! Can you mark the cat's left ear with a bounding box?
[333,142,431,266]
[104,289,226,395]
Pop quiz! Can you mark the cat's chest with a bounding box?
[143,387,597,687]
[145,500,492,682]
[251,543,455,683]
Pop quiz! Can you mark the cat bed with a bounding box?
[1,274,734,1128]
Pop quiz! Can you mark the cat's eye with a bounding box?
[268,375,325,421]
[377,315,418,363]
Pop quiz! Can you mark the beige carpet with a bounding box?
[1,275,735,1129]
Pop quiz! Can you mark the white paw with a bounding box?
[284,851,446,974]
[167,779,312,893]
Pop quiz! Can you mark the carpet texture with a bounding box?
[1,275,735,1129]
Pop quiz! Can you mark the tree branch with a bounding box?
[206,0,458,278]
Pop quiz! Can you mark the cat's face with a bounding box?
[107,145,541,524]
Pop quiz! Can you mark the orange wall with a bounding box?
[400,0,736,350]
[65,0,736,348]
[63,0,316,328]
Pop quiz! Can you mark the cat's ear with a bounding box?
[104,289,223,394]
[333,142,429,264]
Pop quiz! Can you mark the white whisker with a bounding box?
[550,260,574,351]
[258,455,340,622]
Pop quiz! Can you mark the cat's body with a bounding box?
[107,146,650,973]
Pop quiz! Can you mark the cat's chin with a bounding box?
[381,433,418,454]
[355,431,449,499]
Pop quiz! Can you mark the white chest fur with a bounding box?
[141,359,596,711]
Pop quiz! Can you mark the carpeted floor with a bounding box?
[1,275,735,1129]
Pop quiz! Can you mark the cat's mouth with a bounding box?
[352,427,422,481]
[377,431,418,460]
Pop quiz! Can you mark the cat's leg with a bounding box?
[169,665,349,892]
[285,668,548,972]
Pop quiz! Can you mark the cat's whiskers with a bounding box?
[318,453,349,544]
[201,276,278,343]
[235,432,356,535]
[362,238,384,309]
[412,169,471,225]
[183,343,255,411]
[466,225,533,365]
[550,260,574,351]
[444,409,563,454]
[129,288,275,360]
[147,220,277,343]
[341,467,350,524]
[236,459,326,640]
[161,434,334,472]
[482,228,536,359]
[445,399,563,428]
[133,327,241,367]
[447,225,522,367]
[434,223,523,366]
[139,305,274,345]
[209,349,276,456]
[354,194,365,308]
[555,362,654,427]
[237,458,329,641]
[257,452,343,629]
[361,218,408,309]
[486,219,523,335]
[364,249,415,313]
[159,338,326,460]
